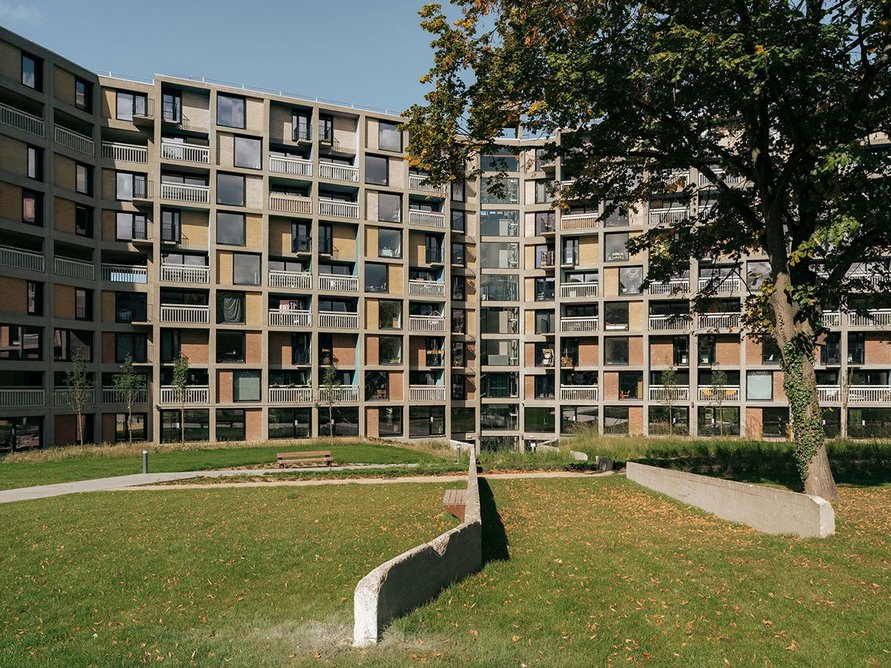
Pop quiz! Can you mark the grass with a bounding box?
[0,440,446,491]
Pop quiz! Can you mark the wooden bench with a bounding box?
[443,488,467,520]
[277,450,333,468]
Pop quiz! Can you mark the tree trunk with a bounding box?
[180,405,185,445]
[127,400,133,444]
[76,411,83,446]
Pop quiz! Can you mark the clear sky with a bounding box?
[0,0,439,114]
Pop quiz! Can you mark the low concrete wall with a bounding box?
[626,462,835,538]
[353,455,482,646]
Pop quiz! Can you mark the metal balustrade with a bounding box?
[160,264,210,284]
[698,276,744,294]
[0,246,44,272]
[0,102,44,136]
[268,309,311,327]
[318,312,359,329]
[54,125,94,155]
[560,386,599,401]
[268,387,314,403]
[102,264,147,283]
[409,386,447,402]
[318,274,359,292]
[160,182,210,204]
[408,280,446,297]
[269,270,312,289]
[159,386,209,404]
[269,192,312,214]
[648,208,688,226]
[54,257,95,280]
[697,387,741,402]
[560,213,601,231]
[318,386,360,403]
[648,280,690,295]
[848,386,891,402]
[649,385,690,401]
[560,282,599,299]
[101,141,148,163]
[319,199,359,218]
[409,315,446,332]
[102,387,148,404]
[319,162,359,182]
[560,316,599,333]
[160,140,210,163]
[697,313,741,329]
[817,386,841,403]
[821,312,841,327]
[54,387,96,407]
[269,155,312,176]
[648,314,692,330]
[408,210,446,228]
[159,304,209,324]
[0,388,44,407]
[409,173,448,194]
[848,310,891,327]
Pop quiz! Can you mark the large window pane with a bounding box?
[233,254,260,285]
[379,121,402,151]
[234,136,261,169]
[233,370,261,401]
[217,173,245,206]
[217,212,245,246]
[378,193,401,222]
[217,94,245,128]
[365,155,388,185]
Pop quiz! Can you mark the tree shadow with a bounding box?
[478,477,509,563]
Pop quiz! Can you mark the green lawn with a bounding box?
[0,442,444,491]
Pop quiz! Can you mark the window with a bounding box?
[452,407,475,432]
[217,331,245,363]
[161,409,209,443]
[365,263,389,293]
[216,409,246,441]
[409,406,445,437]
[217,292,245,323]
[379,121,402,151]
[290,333,311,365]
[761,338,782,364]
[605,232,629,262]
[604,302,629,330]
[480,176,520,204]
[480,151,519,172]
[74,288,92,321]
[232,254,260,285]
[525,407,555,433]
[293,110,311,141]
[451,209,466,233]
[534,180,553,204]
[217,173,245,206]
[160,329,180,363]
[53,329,91,361]
[26,146,42,180]
[217,212,245,246]
[76,163,92,195]
[365,155,388,185]
[116,91,148,121]
[535,310,555,334]
[318,223,333,255]
[115,172,147,200]
[480,403,519,429]
[0,325,41,360]
[26,281,42,316]
[378,193,401,222]
[451,180,466,202]
[451,276,466,300]
[619,267,644,295]
[378,229,401,258]
[74,77,91,112]
[747,371,773,400]
[115,332,147,363]
[233,370,261,402]
[425,235,443,264]
[217,94,245,128]
[561,406,598,434]
[848,333,865,364]
[115,413,146,443]
[75,205,93,237]
[697,406,741,436]
[234,136,261,169]
[604,406,629,435]
[115,293,147,322]
[319,114,334,142]
[22,190,42,225]
[618,372,642,399]
[378,407,403,436]
[821,333,841,365]
[115,212,147,241]
[269,408,311,439]
[161,209,181,242]
[379,300,401,329]
[451,374,467,400]
[562,237,579,266]
[451,242,466,266]
[699,336,716,365]
[162,90,181,123]
[481,210,519,236]
[21,53,42,90]
[605,337,629,365]
[480,242,519,269]
[378,336,402,364]
[535,278,555,301]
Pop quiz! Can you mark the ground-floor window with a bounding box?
[115,413,146,442]
[697,406,740,437]
[822,408,841,438]
[648,406,689,436]
[762,407,789,438]
[216,409,245,442]
[603,406,629,435]
[525,407,555,433]
[268,408,312,439]
[451,407,476,434]
[409,406,445,438]
[161,409,209,443]
[561,406,598,435]
[481,435,519,451]
[377,407,402,437]
[0,416,42,451]
[848,407,891,438]
[317,407,359,437]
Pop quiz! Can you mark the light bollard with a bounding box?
[142,449,148,474]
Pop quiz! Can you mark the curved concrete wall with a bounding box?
[353,455,482,646]
[626,462,835,538]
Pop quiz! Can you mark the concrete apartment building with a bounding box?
[0,27,889,449]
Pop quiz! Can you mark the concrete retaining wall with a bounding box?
[353,455,482,646]
[626,462,835,538]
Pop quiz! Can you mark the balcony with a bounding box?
[159,386,209,404]
[821,312,841,328]
[319,163,359,182]
[160,182,210,204]
[648,279,690,295]
[649,385,690,402]
[268,386,313,403]
[267,192,312,214]
[697,387,741,402]
[560,282,599,299]
[268,309,311,327]
[409,386,447,402]
[269,270,312,289]
[648,208,687,226]
[697,313,741,330]
[0,246,45,273]
[560,212,600,231]
[409,315,446,333]
[101,142,148,164]
[318,274,359,292]
[319,199,359,219]
[648,314,692,331]
[54,125,94,156]
[0,102,44,136]
[560,386,599,402]
[698,170,747,188]
[160,264,209,284]
[848,386,891,402]
[408,210,446,229]
[159,304,209,324]
[53,387,96,407]
[848,309,891,327]
[269,155,312,176]
[318,386,360,403]
[102,264,147,284]
[54,257,94,281]
[409,173,448,195]
[560,316,599,333]
[817,385,841,403]
[0,388,44,408]
[409,280,446,297]
[698,276,743,294]
[102,387,148,404]
[160,140,210,164]
[318,312,359,329]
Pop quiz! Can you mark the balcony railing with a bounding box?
[54,257,94,281]
[560,386,599,402]
[648,208,687,226]
[161,140,210,164]
[160,264,209,284]
[409,173,448,194]
[54,387,96,407]
[0,103,44,136]
[318,274,359,292]
[0,246,45,273]
[54,125,94,156]
[409,315,446,332]
[408,210,446,228]
[268,386,313,403]
[697,386,741,402]
[102,387,148,404]
[0,388,44,408]
[648,314,692,331]
[159,304,209,324]
[561,282,599,299]
[649,385,690,402]
[698,170,747,188]
[319,162,359,182]
[102,264,147,284]
[318,312,359,329]
[269,155,312,176]
[160,182,210,204]
[269,192,312,214]
[560,213,600,231]
[319,199,359,219]
[697,313,741,329]
[848,386,891,403]
[648,279,690,295]
[269,270,312,289]
[848,309,891,327]
[409,386,447,402]
[268,309,311,327]
[101,141,148,164]
[159,386,209,404]
[319,386,360,403]
[817,386,841,403]
[409,280,446,297]
[560,316,599,333]
[698,276,743,294]
[821,312,841,328]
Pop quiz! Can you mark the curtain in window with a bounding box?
[222,294,243,322]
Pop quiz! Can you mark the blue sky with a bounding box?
[0,0,441,113]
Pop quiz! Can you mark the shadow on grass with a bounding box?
[478,478,509,563]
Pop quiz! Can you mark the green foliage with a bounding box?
[65,354,93,446]
[112,354,145,444]
[171,353,190,444]
[320,352,340,438]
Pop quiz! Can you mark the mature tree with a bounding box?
[171,353,190,444]
[65,354,93,446]
[113,354,145,444]
[406,0,891,498]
